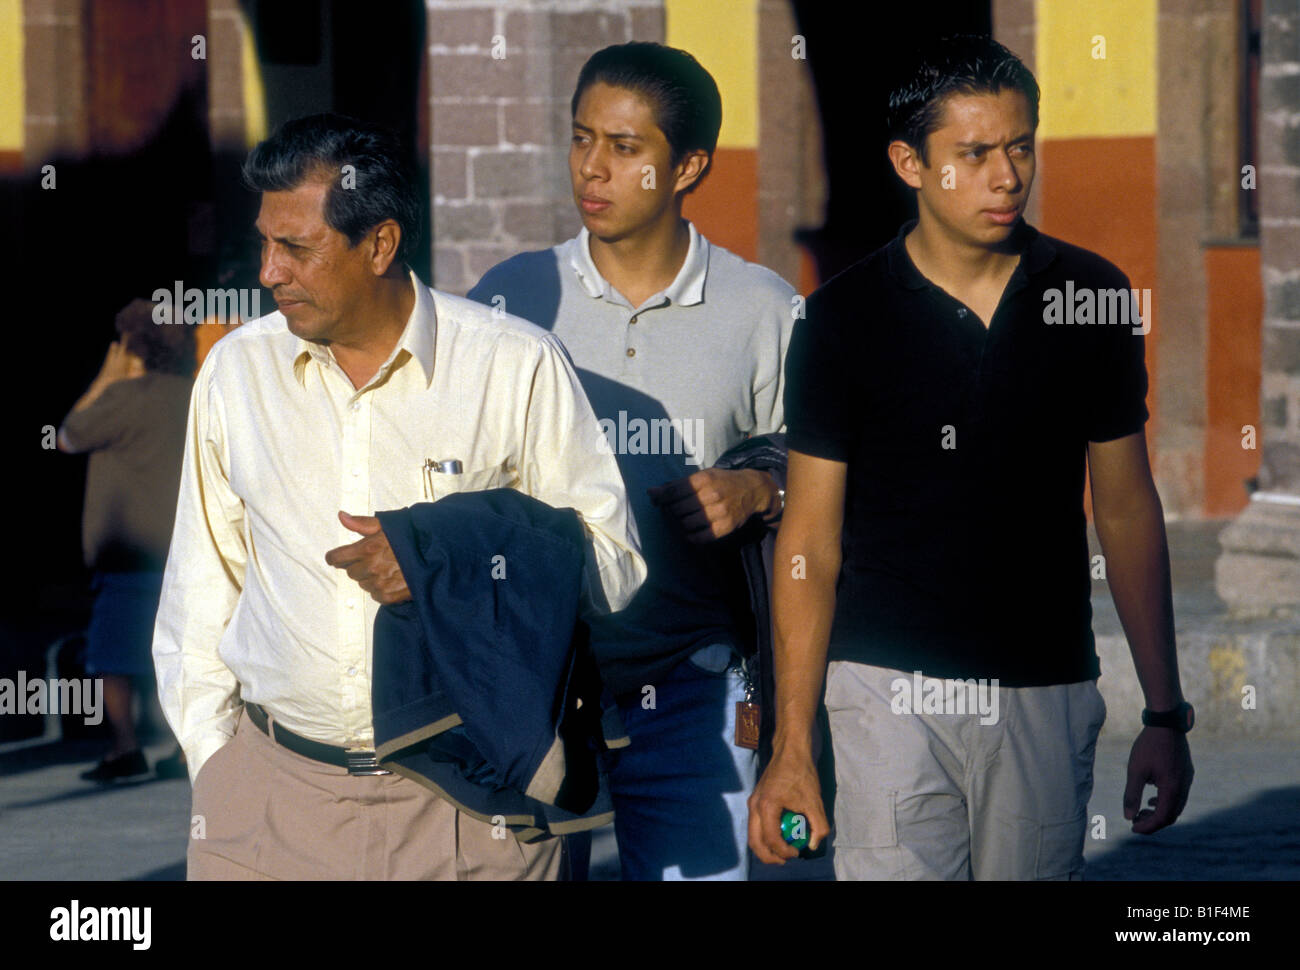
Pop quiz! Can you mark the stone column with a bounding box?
[1215,0,1300,615]
[758,0,823,288]
[22,0,89,166]
[206,0,249,154]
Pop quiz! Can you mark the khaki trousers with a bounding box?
[825,661,1106,881]
[188,707,564,880]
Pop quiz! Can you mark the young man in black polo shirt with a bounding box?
[748,34,1193,879]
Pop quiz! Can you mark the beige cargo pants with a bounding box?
[825,660,1106,880]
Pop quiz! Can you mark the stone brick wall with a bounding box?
[23,0,89,165]
[1215,0,1300,612]
[1151,0,1244,516]
[206,0,247,152]
[1259,0,1300,469]
[757,0,822,288]
[426,0,665,295]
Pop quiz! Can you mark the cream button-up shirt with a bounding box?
[153,272,645,781]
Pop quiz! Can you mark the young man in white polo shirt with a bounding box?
[470,42,796,880]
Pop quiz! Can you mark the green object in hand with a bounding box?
[780,810,810,849]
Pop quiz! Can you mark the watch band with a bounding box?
[1141,701,1194,732]
[763,486,785,523]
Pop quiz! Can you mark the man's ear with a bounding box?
[887,139,924,190]
[673,149,711,195]
[369,219,403,275]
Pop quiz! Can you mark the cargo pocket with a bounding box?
[1036,810,1087,880]
[832,788,909,880]
[835,789,898,848]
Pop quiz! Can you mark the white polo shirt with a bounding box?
[469,223,796,692]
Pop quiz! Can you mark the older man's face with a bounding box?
[255,176,374,345]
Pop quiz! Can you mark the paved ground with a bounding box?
[2,730,1296,880]
[1079,520,1300,879]
[1083,735,1300,879]
[2,521,1296,881]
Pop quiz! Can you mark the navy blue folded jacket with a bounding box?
[372,489,627,842]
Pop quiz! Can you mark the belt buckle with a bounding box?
[345,751,391,776]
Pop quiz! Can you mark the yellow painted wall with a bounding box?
[241,9,266,147]
[0,0,23,152]
[1035,0,1156,138]
[665,0,757,149]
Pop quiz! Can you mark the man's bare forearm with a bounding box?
[1094,485,1183,711]
[770,524,840,759]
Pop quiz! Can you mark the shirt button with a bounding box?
[347,666,358,676]
[957,308,968,318]
[351,467,361,477]
[629,315,638,325]
[347,600,357,610]
[350,402,361,412]
[626,348,636,358]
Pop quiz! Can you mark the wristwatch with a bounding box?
[764,487,785,522]
[1141,701,1194,733]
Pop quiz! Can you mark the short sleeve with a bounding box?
[1083,284,1150,442]
[747,274,797,439]
[783,284,856,461]
[60,380,133,453]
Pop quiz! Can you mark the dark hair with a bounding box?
[242,113,422,261]
[116,299,195,376]
[886,34,1040,167]
[571,42,722,192]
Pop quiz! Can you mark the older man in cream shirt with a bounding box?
[153,114,644,881]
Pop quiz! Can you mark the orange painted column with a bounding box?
[1035,1,1159,517]
[1204,246,1262,515]
[667,0,759,263]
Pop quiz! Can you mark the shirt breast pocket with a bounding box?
[422,459,517,502]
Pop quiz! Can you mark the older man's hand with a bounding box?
[324,511,412,604]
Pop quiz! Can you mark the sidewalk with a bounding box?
[3,732,1295,880]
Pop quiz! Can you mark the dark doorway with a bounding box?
[235,0,431,278]
[790,1,993,282]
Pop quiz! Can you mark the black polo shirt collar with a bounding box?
[884,218,1059,296]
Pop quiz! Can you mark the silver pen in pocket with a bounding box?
[422,458,464,499]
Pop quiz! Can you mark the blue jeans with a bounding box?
[603,645,757,880]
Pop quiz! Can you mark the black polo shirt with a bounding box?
[784,220,1148,686]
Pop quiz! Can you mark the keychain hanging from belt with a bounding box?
[735,653,760,750]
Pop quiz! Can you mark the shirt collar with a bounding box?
[291,269,435,388]
[885,218,1057,292]
[567,222,709,308]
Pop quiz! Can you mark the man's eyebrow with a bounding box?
[253,227,308,245]
[953,134,1035,149]
[572,121,644,140]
